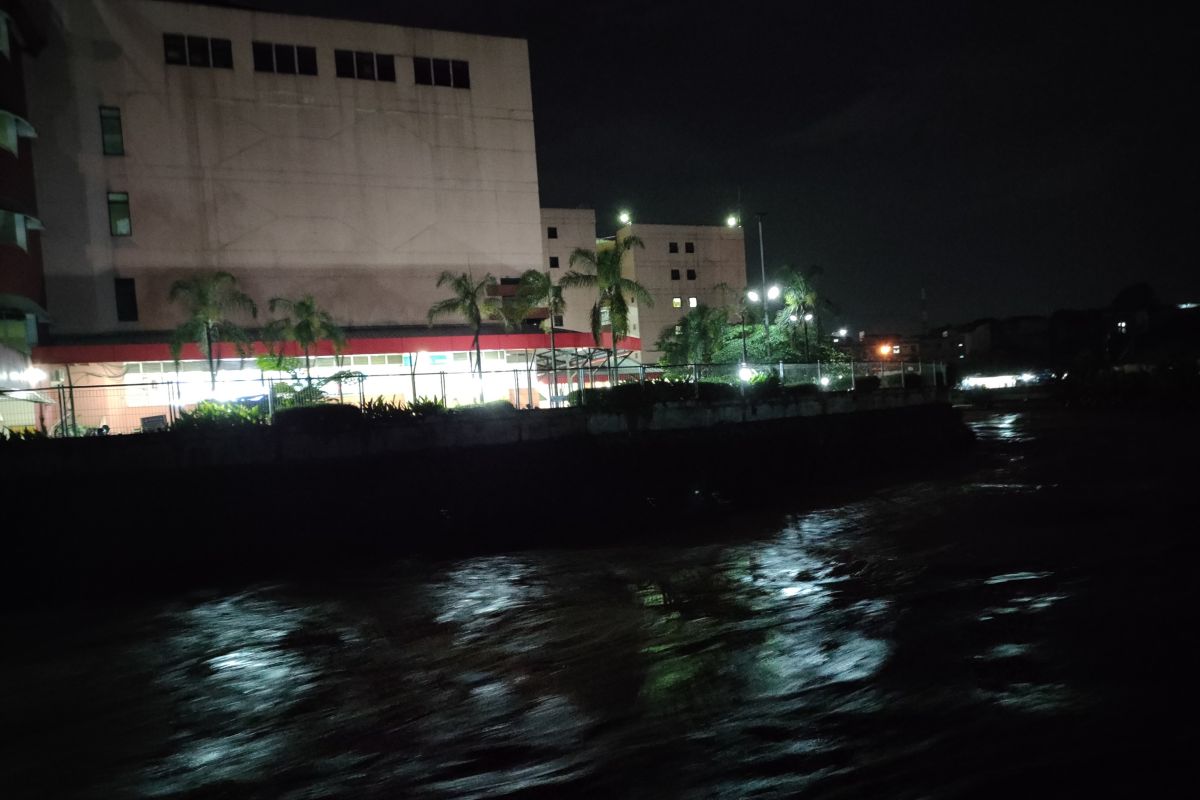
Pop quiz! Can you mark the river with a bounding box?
[2,410,1195,798]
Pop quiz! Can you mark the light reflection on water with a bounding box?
[2,410,1192,798]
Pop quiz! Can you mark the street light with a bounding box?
[767,285,781,301]
[803,312,813,322]
[618,210,631,225]
[726,214,739,227]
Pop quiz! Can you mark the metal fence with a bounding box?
[0,360,945,437]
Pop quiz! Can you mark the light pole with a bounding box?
[756,212,769,343]
[739,311,748,363]
[747,285,780,359]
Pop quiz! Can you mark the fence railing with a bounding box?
[0,360,945,437]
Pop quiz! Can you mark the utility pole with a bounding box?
[757,212,769,354]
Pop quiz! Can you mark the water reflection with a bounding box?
[2,410,1190,797]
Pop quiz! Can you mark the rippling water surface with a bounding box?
[2,411,1195,798]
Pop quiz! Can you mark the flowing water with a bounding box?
[2,411,1195,798]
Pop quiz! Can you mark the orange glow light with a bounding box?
[878,343,892,356]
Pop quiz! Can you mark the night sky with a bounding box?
[203,1,1196,331]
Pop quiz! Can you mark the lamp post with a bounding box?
[739,311,748,363]
[746,285,780,359]
[756,212,769,342]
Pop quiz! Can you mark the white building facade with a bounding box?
[28,0,543,334]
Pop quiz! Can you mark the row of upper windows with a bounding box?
[669,242,695,253]
[162,33,469,88]
[672,297,699,309]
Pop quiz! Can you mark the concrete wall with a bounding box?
[28,0,542,334]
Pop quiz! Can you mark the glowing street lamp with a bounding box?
[738,365,755,382]
[617,210,631,225]
[747,289,760,302]
[803,312,813,322]
[726,214,739,227]
[767,285,781,301]
[878,343,892,357]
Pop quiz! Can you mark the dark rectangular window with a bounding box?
[451,60,470,89]
[107,192,131,236]
[163,33,187,65]
[99,107,124,155]
[547,226,558,239]
[553,315,564,327]
[252,41,273,72]
[335,49,355,78]
[376,54,396,81]
[297,46,318,75]
[687,268,697,280]
[274,43,296,74]
[114,278,138,322]
[432,58,452,86]
[549,256,560,268]
[670,269,680,280]
[211,38,233,69]
[668,242,679,253]
[685,242,694,253]
[355,51,375,80]
[413,56,433,85]
[187,35,210,67]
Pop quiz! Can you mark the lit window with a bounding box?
[107,192,131,236]
[672,297,682,308]
[688,297,698,308]
[1117,320,1127,332]
[675,325,683,335]
[99,107,124,155]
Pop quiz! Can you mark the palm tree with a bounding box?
[426,271,499,377]
[514,269,566,398]
[168,271,257,389]
[264,295,347,383]
[560,235,653,378]
[657,304,731,366]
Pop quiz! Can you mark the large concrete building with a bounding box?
[1,0,749,431]
[28,0,543,334]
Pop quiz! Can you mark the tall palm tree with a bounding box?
[168,271,257,389]
[514,269,566,398]
[560,235,653,378]
[264,295,347,383]
[426,271,499,377]
[657,304,730,366]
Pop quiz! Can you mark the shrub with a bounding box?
[273,403,361,432]
[455,399,516,416]
[361,397,410,422]
[409,396,447,416]
[173,400,267,432]
[854,375,881,393]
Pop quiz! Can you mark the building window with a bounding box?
[211,38,233,69]
[99,107,124,155]
[253,42,318,75]
[688,297,698,308]
[163,34,186,64]
[687,269,696,280]
[675,325,683,335]
[670,269,680,280]
[672,297,682,309]
[547,226,558,239]
[668,242,679,253]
[553,315,564,327]
[334,49,395,81]
[164,34,232,69]
[413,56,470,88]
[107,192,131,236]
[549,256,560,268]
[114,278,138,321]
[685,242,694,253]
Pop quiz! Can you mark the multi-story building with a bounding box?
[28,0,544,335]
[1,0,47,386]
[1,0,746,431]
[614,221,746,362]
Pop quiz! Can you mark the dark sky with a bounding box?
[206,0,1196,331]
